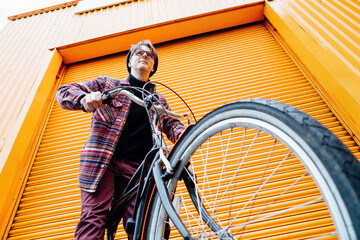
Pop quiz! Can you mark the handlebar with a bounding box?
[101,88,189,121]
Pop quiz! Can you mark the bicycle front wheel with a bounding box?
[145,99,360,240]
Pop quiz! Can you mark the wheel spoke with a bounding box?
[213,129,232,220]
[238,138,277,237]
[304,232,337,239]
[229,149,292,227]
[228,127,247,227]
[213,129,261,214]
[235,170,310,235]
[183,164,224,227]
[198,138,213,205]
[231,196,324,231]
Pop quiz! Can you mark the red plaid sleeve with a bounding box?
[156,92,185,143]
[55,76,108,110]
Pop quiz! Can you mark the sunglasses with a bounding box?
[133,49,156,60]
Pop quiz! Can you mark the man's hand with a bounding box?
[80,92,106,112]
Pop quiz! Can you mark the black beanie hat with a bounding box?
[126,50,158,78]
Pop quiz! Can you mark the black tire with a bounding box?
[145,99,360,240]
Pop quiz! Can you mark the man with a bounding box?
[56,40,185,239]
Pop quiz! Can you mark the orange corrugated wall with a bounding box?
[0,0,262,153]
[264,0,360,143]
[270,0,360,76]
[6,23,360,239]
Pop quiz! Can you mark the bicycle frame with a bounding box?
[103,88,236,239]
[107,125,234,240]
[86,86,360,240]
[105,87,192,239]
[104,87,232,240]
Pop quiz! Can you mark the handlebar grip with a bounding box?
[81,92,111,113]
[81,104,88,113]
[101,89,115,105]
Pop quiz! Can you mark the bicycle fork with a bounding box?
[153,159,194,240]
[153,159,235,240]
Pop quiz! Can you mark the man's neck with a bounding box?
[131,71,149,82]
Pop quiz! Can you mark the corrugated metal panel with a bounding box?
[6,23,360,239]
[0,3,78,152]
[273,0,360,75]
[0,0,260,155]
[264,0,360,144]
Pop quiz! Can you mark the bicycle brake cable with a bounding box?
[144,81,197,123]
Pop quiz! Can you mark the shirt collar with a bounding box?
[128,74,156,93]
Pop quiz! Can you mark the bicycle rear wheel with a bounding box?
[145,99,360,240]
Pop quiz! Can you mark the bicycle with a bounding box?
[102,84,360,240]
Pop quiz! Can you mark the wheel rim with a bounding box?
[165,116,352,239]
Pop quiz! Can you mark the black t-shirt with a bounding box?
[112,74,155,162]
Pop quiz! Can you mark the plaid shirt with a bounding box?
[56,76,185,192]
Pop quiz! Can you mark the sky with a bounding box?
[0,0,67,31]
